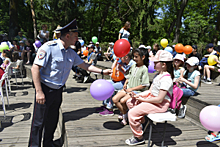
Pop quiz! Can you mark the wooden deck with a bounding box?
[0,61,219,146]
[62,61,220,147]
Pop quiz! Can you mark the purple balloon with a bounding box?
[90,79,114,101]
[35,40,42,48]
[200,105,220,131]
[148,60,156,73]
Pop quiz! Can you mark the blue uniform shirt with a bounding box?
[34,39,84,89]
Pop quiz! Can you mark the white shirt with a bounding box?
[119,28,130,40]
[151,72,173,102]
[39,30,49,41]
[81,46,86,52]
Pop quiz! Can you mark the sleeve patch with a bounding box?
[38,50,46,59]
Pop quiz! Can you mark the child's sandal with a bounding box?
[205,133,220,142]
[120,118,127,126]
[118,113,123,120]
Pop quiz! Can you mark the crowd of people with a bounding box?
[92,42,220,145]
[1,19,220,146]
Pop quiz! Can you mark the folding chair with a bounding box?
[17,60,24,85]
[0,73,10,117]
[145,111,176,147]
[9,60,24,87]
[5,63,12,93]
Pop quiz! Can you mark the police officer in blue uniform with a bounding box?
[28,19,111,147]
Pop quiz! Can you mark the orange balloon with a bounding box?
[83,50,89,56]
[111,67,124,82]
[175,43,184,53]
[183,45,193,55]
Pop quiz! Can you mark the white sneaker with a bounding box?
[204,80,212,84]
[83,76,89,83]
[201,79,206,83]
[178,105,187,118]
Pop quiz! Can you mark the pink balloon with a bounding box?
[148,60,156,73]
[199,105,220,131]
[90,79,114,101]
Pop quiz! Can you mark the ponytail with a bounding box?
[163,61,174,79]
[133,48,149,67]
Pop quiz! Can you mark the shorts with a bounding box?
[214,65,220,72]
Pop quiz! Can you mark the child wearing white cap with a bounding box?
[173,54,185,82]
[176,57,200,118]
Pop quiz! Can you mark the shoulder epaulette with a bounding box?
[47,40,57,46]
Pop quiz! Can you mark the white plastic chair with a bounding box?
[0,73,10,117]
[10,60,24,87]
[144,111,176,147]
[16,60,24,86]
[4,62,12,93]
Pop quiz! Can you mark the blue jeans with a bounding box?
[102,80,125,109]
[181,88,196,97]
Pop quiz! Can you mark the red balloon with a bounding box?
[183,45,193,54]
[175,43,184,53]
[113,39,130,57]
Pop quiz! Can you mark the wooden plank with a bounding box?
[62,62,220,147]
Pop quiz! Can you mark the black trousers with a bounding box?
[28,83,63,147]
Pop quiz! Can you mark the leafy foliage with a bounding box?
[1,0,220,49]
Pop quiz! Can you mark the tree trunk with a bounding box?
[99,1,111,42]
[173,0,188,43]
[90,3,97,41]
[167,19,176,38]
[214,12,220,45]
[8,0,19,41]
[30,0,37,39]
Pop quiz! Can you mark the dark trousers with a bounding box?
[78,68,90,77]
[199,57,208,69]
[28,83,63,147]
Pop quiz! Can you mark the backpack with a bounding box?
[160,74,183,111]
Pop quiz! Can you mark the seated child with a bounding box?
[95,42,103,61]
[176,57,200,118]
[77,44,97,83]
[199,43,218,77]
[112,48,150,125]
[203,56,220,84]
[125,50,173,145]
[11,52,22,73]
[1,50,11,70]
[97,52,136,116]
[104,42,114,61]
[173,54,185,82]
[22,40,35,64]
[188,45,202,60]
[146,46,153,57]
[19,40,25,57]
[12,40,20,52]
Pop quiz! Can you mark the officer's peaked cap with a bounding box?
[56,19,78,35]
